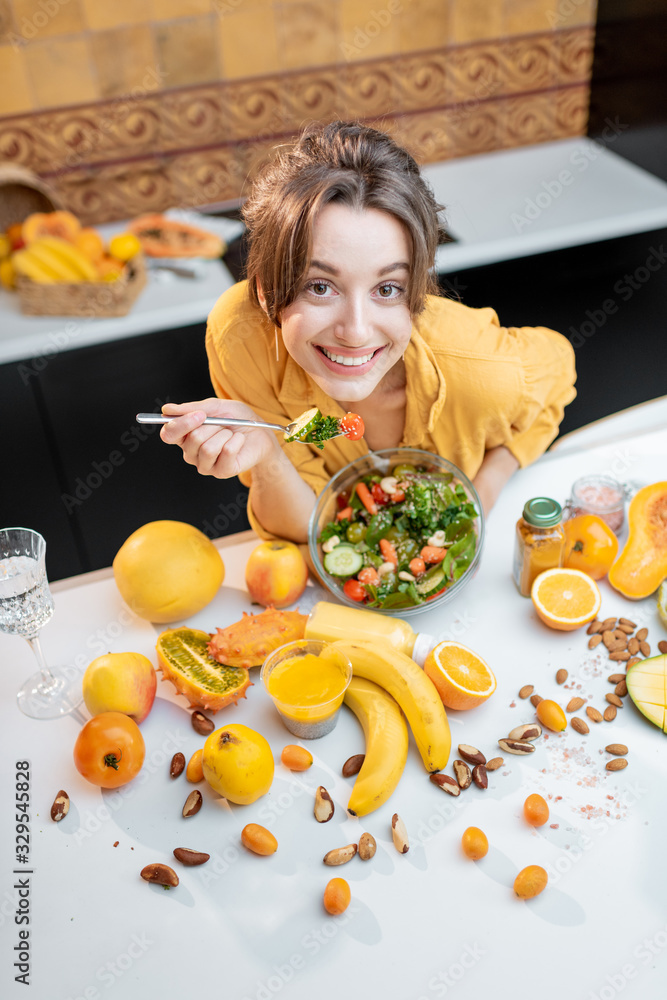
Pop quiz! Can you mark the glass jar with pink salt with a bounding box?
[567,475,626,534]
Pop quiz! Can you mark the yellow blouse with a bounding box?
[206,280,576,538]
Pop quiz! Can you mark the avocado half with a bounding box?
[626,654,667,732]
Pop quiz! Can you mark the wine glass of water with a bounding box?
[0,527,81,719]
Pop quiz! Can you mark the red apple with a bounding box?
[82,652,157,723]
[245,540,308,608]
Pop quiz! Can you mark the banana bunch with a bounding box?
[13,235,99,284]
[343,677,408,818]
[335,638,451,779]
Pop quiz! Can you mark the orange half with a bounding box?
[531,568,601,631]
[423,641,496,710]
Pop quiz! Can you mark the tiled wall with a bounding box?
[0,0,598,223]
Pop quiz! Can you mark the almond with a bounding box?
[50,789,70,822]
[323,844,357,866]
[497,738,535,755]
[602,630,616,650]
[172,848,210,866]
[587,620,603,634]
[314,786,335,823]
[457,744,486,766]
[658,640,667,655]
[616,623,634,634]
[507,723,542,741]
[453,759,472,789]
[430,773,461,796]
[391,813,409,854]
[519,684,534,699]
[607,639,627,652]
[609,650,630,661]
[567,696,586,712]
[603,705,617,721]
[182,789,203,818]
[605,743,628,756]
[627,637,640,655]
[606,758,628,771]
[636,627,648,641]
[601,617,617,630]
[588,634,602,649]
[607,673,625,684]
[613,629,627,641]
[358,832,377,860]
[555,669,568,684]
[485,757,504,771]
[141,863,179,887]
[618,618,636,627]
[472,764,488,789]
[615,679,628,698]
[606,693,623,708]
[342,754,365,778]
[626,657,641,669]
[585,706,603,723]
[640,640,651,657]
[191,710,214,736]
[530,694,543,708]
[170,752,185,778]
[571,716,589,734]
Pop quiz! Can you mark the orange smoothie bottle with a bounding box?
[304,601,436,666]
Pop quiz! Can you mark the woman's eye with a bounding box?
[308,281,332,296]
[377,283,402,298]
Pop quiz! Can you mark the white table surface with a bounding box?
[2,411,667,1000]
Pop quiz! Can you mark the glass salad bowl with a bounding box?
[308,449,485,617]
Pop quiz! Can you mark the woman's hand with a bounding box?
[159,399,279,479]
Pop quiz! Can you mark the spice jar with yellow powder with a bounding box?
[513,498,566,597]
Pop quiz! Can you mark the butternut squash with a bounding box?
[608,482,667,599]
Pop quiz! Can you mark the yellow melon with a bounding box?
[113,520,224,623]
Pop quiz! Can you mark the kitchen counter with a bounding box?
[2,402,667,1000]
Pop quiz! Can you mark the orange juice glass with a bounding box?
[261,640,353,739]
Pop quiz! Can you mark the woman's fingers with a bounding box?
[160,409,207,445]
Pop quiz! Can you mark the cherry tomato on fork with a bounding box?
[340,413,365,441]
[73,712,145,788]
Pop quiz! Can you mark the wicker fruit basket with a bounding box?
[1,163,147,317]
[15,254,147,318]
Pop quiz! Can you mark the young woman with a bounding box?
[161,121,576,541]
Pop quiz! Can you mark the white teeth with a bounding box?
[321,347,375,366]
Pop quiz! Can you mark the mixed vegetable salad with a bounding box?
[318,461,479,610]
[285,408,364,449]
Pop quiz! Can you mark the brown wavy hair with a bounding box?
[242,120,443,324]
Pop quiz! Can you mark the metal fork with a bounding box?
[135,413,347,440]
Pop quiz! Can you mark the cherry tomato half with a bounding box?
[562,514,619,580]
[73,712,145,788]
[340,413,365,441]
[343,578,367,602]
[370,482,391,505]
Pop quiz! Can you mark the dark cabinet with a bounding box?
[4,322,249,581]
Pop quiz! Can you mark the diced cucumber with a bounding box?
[284,407,321,442]
[323,544,364,577]
[415,563,446,597]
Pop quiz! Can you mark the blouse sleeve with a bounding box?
[205,304,331,540]
[499,323,577,467]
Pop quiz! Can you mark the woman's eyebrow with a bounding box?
[308,260,410,276]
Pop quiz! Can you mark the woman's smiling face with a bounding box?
[278,202,413,403]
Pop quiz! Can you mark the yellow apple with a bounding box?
[82,652,157,723]
[244,540,308,608]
